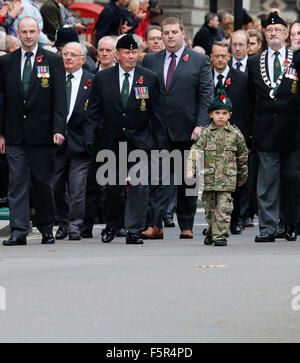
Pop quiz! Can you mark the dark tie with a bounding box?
[215,74,224,94]
[121,72,130,108]
[66,73,74,115]
[22,52,33,98]
[273,51,281,82]
[236,61,242,71]
[166,53,176,90]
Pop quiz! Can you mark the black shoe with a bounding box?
[214,239,227,247]
[164,218,175,228]
[116,228,127,237]
[80,228,93,238]
[101,227,115,243]
[55,227,68,240]
[230,223,243,234]
[285,225,297,241]
[275,224,285,239]
[255,234,275,243]
[3,235,27,246]
[41,232,55,244]
[126,232,144,245]
[204,235,213,245]
[69,232,81,241]
[242,217,254,228]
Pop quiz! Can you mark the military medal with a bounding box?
[291,80,297,94]
[41,78,49,88]
[37,66,50,80]
[140,99,146,111]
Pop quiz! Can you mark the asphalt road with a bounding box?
[0,211,300,343]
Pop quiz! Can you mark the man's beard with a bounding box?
[269,37,284,49]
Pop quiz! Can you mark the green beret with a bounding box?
[265,11,287,28]
[208,89,232,113]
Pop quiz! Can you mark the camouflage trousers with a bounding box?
[202,191,233,241]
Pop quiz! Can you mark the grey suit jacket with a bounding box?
[143,46,214,142]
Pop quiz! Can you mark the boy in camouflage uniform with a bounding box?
[187,90,248,246]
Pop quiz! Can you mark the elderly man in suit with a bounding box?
[143,17,214,239]
[0,16,67,246]
[85,34,168,245]
[246,11,299,242]
[53,42,94,241]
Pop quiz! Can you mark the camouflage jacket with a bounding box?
[187,121,248,192]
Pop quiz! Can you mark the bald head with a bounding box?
[17,17,40,51]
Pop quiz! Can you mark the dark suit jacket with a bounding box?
[228,56,248,74]
[40,0,64,41]
[0,46,67,146]
[57,70,95,155]
[143,46,214,142]
[85,64,168,153]
[246,49,299,151]
[213,66,248,135]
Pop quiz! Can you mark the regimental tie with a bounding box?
[235,61,242,71]
[273,51,281,82]
[166,53,176,90]
[66,73,74,115]
[22,52,33,98]
[121,72,130,108]
[215,74,224,95]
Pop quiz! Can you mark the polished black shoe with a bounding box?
[230,223,243,234]
[126,232,144,245]
[55,227,68,240]
[3,235,27,246]
[164,218,175,228]
[275,224,285,239]
[116,228,127,237]
[80,228,93,238]
[285,226,297,241]
[241,217,254,228]
[101,227,115,243]
[214,238,227,247]
[69,232,81,241]
[255,234,275,243]
[41,232,55,244]
[204,235,213,245]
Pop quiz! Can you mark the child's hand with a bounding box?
[186,170,195,179]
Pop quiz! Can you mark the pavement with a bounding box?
[0,211,300,343]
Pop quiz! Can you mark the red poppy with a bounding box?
[183,54,189,62]
[138,76,144,85]
[86,80,92,87]
[220,95,226,102]
[36,56,43,63]
[225,78,231,86]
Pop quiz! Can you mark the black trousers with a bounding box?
[6,144,55,238]
[0,154,9,199]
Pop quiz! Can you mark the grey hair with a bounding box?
[63,42,87,57]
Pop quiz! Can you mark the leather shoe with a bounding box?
[126,232,144,245]
[204,235,213,245]
[214,238,227,247]
[241,217,254,228]
[116,228,127,237]
[80,228,93,238]
[141,226,164,239]
[275,224,285,239]
[69,232,81,241]
[255,234,275,243]
[179,230,193,239]
[164,218,175,228]
[3,235,27,246]
[55,227,68,240]
[230,223,243,234]
[285,225,297,241]
[41,232,55,244]
[101,227,115,243]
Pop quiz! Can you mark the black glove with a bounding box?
[85,142,96,155]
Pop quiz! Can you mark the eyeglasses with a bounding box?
[231,43,247,48]
[148,36,162,41]
[62,52,85,58]
[265,27,286,33]
[212,54,228,59]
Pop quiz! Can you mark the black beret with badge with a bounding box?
[116,34,138,50]
[265,11,287,28]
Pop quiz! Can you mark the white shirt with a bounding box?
[232,55,248,72]
[66,68,83,123]
[214,65,230,87]
[20,45,38,80]
[119,65,135,94]
[164,45,186,85]
[267,46,286,82]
